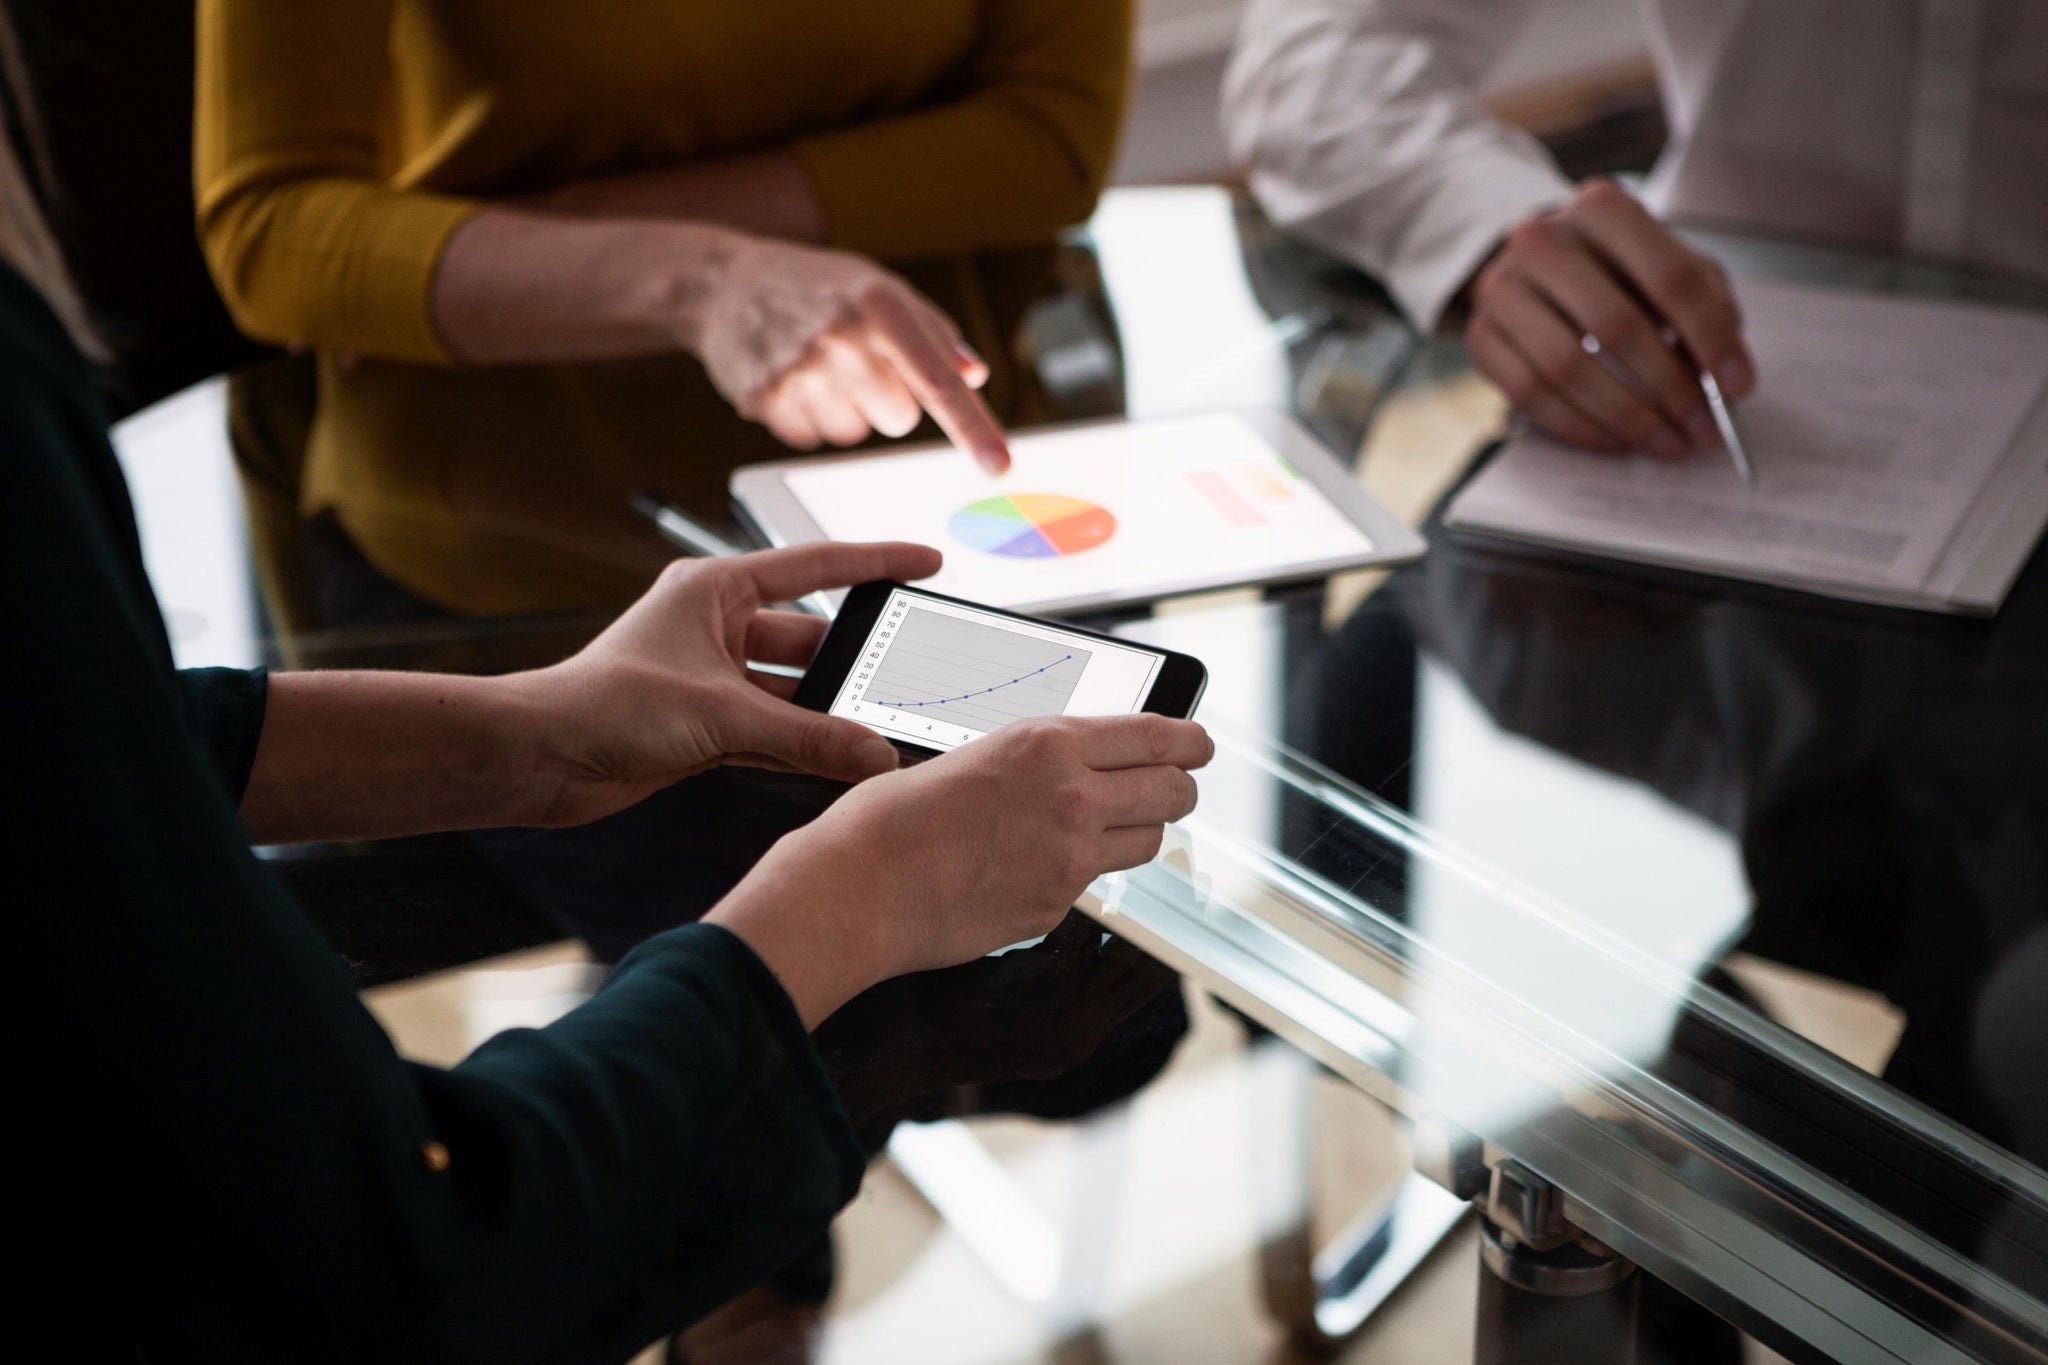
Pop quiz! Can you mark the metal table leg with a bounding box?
[1252,1042,1471,1349]
[1475,1216,1639,1365]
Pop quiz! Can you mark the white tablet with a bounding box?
[729,409,1426,617]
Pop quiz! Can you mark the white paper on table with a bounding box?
[1445,279,2048,611]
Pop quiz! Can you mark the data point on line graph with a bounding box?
[854,608,1091,733]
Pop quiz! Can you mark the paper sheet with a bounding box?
[1445,279,2048,606]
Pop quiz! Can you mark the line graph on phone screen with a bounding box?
[850,607,1090,737]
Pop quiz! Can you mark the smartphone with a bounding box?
[792,581,1208,761]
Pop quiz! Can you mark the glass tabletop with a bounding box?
[243,186,2048,1363]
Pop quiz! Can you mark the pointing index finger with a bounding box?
[863,286,1012,474]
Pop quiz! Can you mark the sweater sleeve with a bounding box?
[1222,0,1576,331]
[193,0,479,363]
[794,0,1135,260]
[180,667,270,803]
[6,271,863,1363]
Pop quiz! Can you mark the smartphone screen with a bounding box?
[825,587,1168,754]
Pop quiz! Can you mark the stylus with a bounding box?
[630,492,836,618]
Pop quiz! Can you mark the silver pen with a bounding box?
[630,492,837,618]
[630,491,748,558]
[1658,326,1754,485]
[1698,369,1755,486]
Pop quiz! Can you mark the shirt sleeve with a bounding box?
[193,0,480,363]
[7,295,863,1362]
[1222,0,1577,331]
[794,0,1135,260]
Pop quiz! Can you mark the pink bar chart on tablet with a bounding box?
[1188,468,1266,526]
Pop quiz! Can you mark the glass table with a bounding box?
[166,186,2047,1363]
[1079,190,2048,1364]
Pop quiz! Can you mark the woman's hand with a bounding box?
[513,541,943,828]
[431,211,1010,470]
[240,541,938,845]
[688,236,1012,473]
[707,712,1213,1026]
[1462,180,1755,457]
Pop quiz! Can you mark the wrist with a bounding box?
[1444,237,1509,335]
[638,222,751,356]
[484,667,600,828]
[706,824,894,1029]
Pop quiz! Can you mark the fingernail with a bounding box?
[1715,355,1753,395]
[859,738,900,775]
[1686,411,1721,448]
[1649,430,1689,461]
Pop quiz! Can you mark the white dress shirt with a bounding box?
[1224,0,2048,330]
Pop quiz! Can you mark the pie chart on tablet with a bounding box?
[948,493,1118,559]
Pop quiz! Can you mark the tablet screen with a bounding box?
[827,588,1164,753]
[779,413,1375,612]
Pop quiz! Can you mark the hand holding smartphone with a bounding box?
[792,581,1208,760]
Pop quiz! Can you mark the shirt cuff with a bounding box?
[1255,146,1571,333]
[1385,153,1574,331]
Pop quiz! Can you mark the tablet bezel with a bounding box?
[730,408,1428,618]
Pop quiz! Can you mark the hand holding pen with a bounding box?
[1461,180,1758,477]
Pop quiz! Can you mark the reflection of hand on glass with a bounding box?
[1460,181,1755,458]
[815,911,1182,1146]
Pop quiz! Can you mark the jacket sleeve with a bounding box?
[8,300,863,1363]
[193,0,480,363]
[794,0,1136,260]
[1222,0,1577,330]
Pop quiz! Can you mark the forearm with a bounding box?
[429,208,743,367]
[241,670,561,843]
[523,148,826,244]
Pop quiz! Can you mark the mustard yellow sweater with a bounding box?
[194,0,1133,615]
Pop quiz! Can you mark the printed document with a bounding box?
[1444,279,2048,613]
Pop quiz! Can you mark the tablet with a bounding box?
[731,409,1426,617]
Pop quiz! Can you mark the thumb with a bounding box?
[724,692,901,783]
